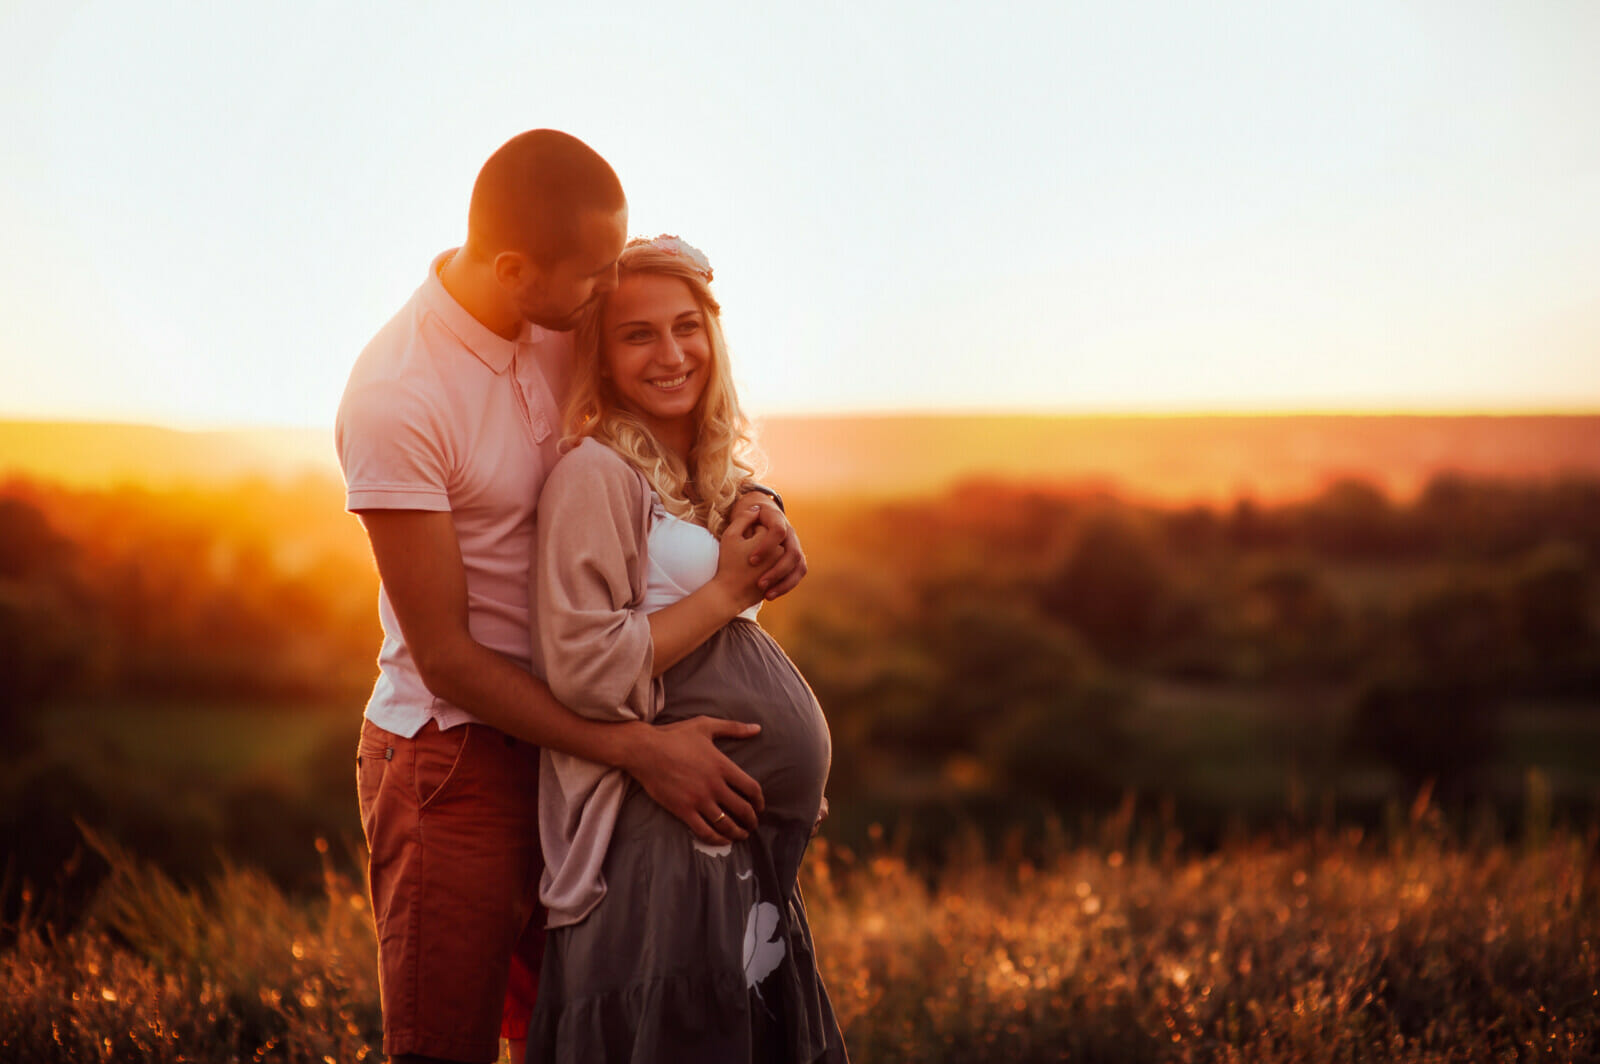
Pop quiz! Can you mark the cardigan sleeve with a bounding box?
[532,439,655,720]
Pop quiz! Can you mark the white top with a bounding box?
[643,496,762,622]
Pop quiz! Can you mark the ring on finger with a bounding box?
[711,811,728,826]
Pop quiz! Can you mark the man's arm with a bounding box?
[738,492,808,599]
[359,509,763,844]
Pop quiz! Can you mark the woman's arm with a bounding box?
[535,442,662,714]
[645,504,774,675]
[535,443,765,841]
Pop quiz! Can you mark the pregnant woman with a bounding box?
[525,235,847,1063]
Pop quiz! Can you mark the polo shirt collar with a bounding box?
[421,249,547,374]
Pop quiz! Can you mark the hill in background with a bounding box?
[4,414,1599,502]
[0,421,335,488]
[758,413,1600,501]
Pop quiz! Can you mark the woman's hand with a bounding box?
[737,493,808,600]
[646,505,774,675]
[712,505,776,612]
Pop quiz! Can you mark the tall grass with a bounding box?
[1,831,380,1063]
[805,814,1600,1063]
[3,810,1597,1063]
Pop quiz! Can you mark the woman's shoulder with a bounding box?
[553,437,631,477]
[545,438,649,507]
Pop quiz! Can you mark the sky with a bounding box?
[2,0,1597,429]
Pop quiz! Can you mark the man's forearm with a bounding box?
[420,634,762,842]
[419,636,647,771]
[358,509,653,774]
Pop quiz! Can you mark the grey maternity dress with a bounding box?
[527,439,847,1064]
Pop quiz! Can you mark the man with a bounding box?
[336,129,804,1064]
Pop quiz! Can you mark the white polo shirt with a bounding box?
[336,251,573,736]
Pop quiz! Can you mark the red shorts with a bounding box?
[357,718,546,1063]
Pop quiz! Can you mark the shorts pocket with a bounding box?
[356,721,397,843]
[413,721,471,809]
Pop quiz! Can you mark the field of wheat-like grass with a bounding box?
[4,813,1597,1063]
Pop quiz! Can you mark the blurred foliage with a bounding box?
[0,497,100,751]
[3,467,1600,1059]
[0,475,380,711]
[771,470,1600,846]
[2,468,1599,902]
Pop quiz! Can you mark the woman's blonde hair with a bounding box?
[564,237,763,536]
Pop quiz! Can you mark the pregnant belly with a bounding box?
[657,618,830,825]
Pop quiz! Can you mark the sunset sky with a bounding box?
[2,1,1597,429]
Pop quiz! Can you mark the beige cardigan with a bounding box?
[530,438,665,928]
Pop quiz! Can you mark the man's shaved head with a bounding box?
[465,129,626,267]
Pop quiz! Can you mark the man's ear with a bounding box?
[492,250,534,292]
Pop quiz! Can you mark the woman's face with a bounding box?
[600,272,712,449]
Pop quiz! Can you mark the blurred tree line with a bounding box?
[769,472,1600,844]
[0,476,380,729]
[2,469,1598,908]
[1,476,381,920]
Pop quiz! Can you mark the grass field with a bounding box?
[5,701,1600,1060]
[3,811,1597,1063]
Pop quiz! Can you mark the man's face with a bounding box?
[512,207,628,332]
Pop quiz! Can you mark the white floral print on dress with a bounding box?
[742,902,786,988]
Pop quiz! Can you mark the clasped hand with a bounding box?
[711,505,780,612]
[734,492,807,600]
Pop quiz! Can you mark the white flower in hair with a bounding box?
[645,234,713,281]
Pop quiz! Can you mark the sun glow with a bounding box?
[1,2,1597,429]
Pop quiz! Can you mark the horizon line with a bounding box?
[4,404,1600,434]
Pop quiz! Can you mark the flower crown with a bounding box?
[634,234,713,281]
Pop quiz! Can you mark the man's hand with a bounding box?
[713,505,779,613]
[737,493,807,600]
[624,717,766,845]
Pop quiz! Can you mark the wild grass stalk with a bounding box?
[801,813,1600,1063]
[1,830,380,1063]
[2,811,1597,1062]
